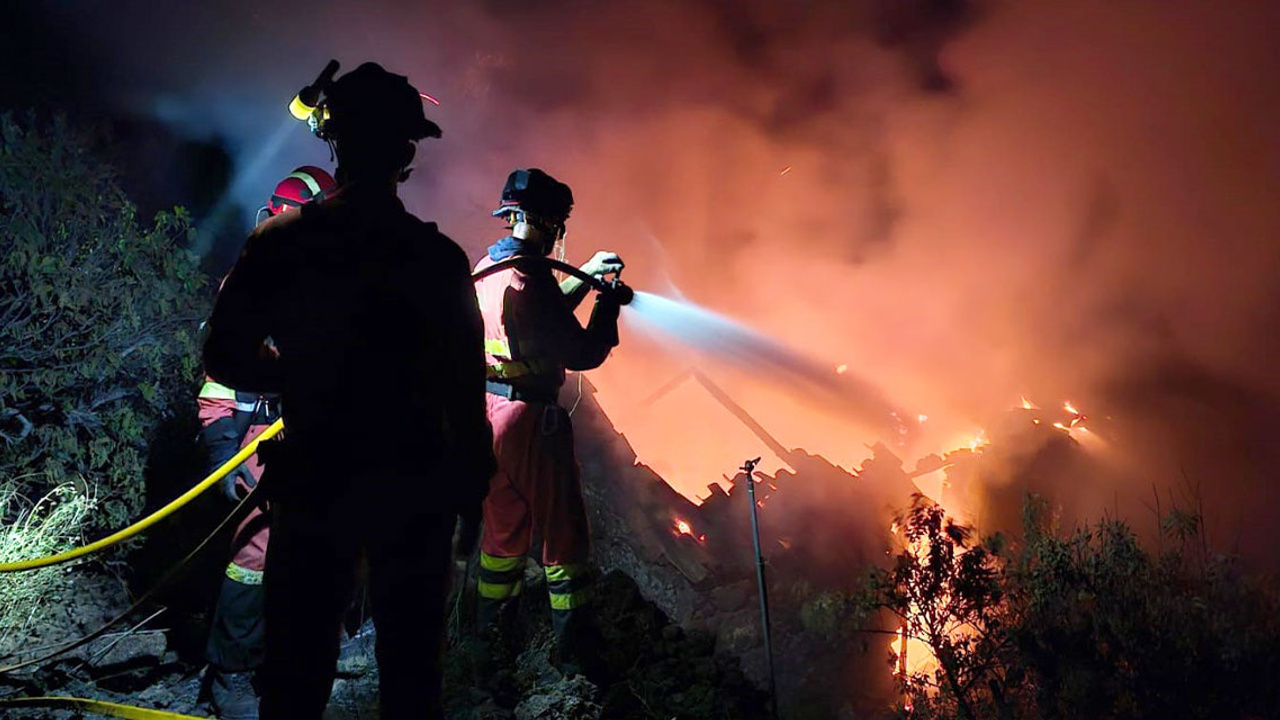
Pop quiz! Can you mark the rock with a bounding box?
[711,581,750,613]
[87,631,167,672]
[513,675,601,720]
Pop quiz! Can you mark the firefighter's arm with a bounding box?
[204,232,284,393]
[523,268,620,372]
[559,251,624,311]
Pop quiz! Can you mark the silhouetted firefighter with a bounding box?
[203,62,494,720]
[473,168,628,673]
[200,166,336,719]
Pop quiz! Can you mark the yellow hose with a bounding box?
[0,695,212,719]
[0,418,284,573]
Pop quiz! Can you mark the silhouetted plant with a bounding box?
[863,492,1280,719]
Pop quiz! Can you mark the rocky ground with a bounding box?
[0,566,773,719]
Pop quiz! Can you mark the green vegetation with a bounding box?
[0,484,92,638]
[0,112,207,563]
[862,494,1280,719]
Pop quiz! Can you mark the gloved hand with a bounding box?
[455,502,483,559]
[218,461,256,503]
[580,251,624,279]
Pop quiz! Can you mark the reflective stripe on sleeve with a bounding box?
[198,381,238,401]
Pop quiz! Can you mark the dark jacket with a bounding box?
[204,185,495,506]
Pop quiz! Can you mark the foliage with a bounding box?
[0,112,208,536]
[0,484,93,643]
[862,493,1280,720]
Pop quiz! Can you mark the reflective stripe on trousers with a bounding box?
[478,553,589,610]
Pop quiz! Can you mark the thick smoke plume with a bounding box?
[26,0,1280,564]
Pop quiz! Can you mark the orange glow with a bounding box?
[1052,422,1069,431]
[917,413,928,424]
[779,166,793,176]
[778,538,792,550]
[671,517,705,542]
[1021,396,1036,410]
[968,430,988,451]
[835,363,848,374]
[1063,401,1080,415]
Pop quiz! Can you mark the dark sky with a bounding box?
[6,0,1280,561]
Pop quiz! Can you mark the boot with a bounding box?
[210,669,259,720]
[552,606,607,682]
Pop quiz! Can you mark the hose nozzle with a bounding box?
[607,278,634,306]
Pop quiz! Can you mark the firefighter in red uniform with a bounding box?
[473,168,625,666]
[200,166,335,720]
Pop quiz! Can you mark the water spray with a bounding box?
[627,290,910,440]
[475,256,912,442]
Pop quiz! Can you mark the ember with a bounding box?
[671,516,706,543]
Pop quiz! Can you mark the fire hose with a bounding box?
[0,257,625,716]
[0,254,623,575]
[0,696,214,719]
[0,420,284,573]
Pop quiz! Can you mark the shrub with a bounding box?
[0,112,208,537]
[0,483,93,645]
[862,494,1280,719]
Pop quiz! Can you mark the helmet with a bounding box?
[266,166,337,216]
[321,62,441,143]
[492,169,574,238]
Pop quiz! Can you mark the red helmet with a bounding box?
[266,165,337,215]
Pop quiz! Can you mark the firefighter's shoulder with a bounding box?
[402,215,470,272]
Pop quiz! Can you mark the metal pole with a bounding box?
[741,457,779,718]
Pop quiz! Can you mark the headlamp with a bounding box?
[289,60,340,134]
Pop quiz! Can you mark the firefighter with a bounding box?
[473,168,625,669]
[200,166,335,720]
[203,63,494,720]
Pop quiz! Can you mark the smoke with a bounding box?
[20,0,1280,563]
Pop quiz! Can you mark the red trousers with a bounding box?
[481,395,589,566]
[197,400,271,573]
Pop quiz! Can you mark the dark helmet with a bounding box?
[322,62,442,143]
[267,165,337,215]
[492,169,574,224]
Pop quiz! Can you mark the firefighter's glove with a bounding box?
[580,251,624,280]
[218,462,257,503]
[455,502,483,559]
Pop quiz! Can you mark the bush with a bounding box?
[0,112,208,538]
[862,494,1280,720]
[0,484,93,642]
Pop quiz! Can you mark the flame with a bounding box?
[671,516,705,542]
[891,627,906,677]
[968,430,988,451]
